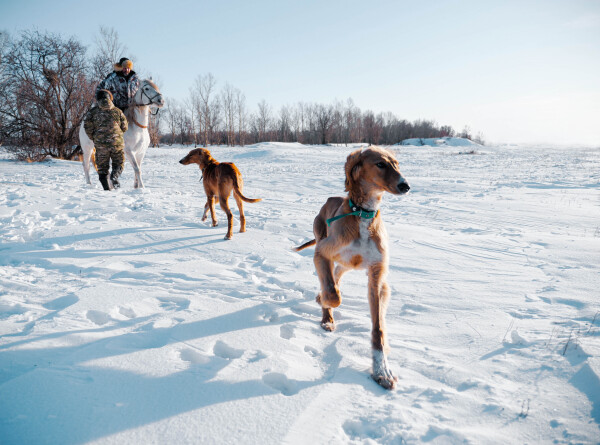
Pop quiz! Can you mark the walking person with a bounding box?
[83,90,128,190]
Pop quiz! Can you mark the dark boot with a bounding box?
[110,170,121,189]
[98,174,111,191]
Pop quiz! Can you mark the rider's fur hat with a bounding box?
[114,57,133,71]
[96,89,113,102]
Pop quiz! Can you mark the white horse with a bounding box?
[79,79,165,188]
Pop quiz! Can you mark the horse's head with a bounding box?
[134,79,165,109]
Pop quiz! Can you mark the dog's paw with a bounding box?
[372,350,398,390]
[212,222,218,227]
[224,235,232,240]
[201,216,207,222]
[372,372,398,390]
[321,321,336,332]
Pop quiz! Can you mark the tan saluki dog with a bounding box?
[295,146,410,389]
[179,148,261,240]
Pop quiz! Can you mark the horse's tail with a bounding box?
[232,166,261,204]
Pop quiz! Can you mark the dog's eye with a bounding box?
[376,162,386,169]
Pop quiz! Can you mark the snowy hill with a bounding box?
[400,136,480,147]
[1,143,599,444]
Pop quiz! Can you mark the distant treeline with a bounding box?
[161,82,484,147]
[0,29,483,161]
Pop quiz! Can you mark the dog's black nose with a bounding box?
[179,159,184,164]
[397,183,410,193]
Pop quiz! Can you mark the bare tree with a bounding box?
[256,100,271,142]
[163,98,180,145]
[235,89,247,146]
[220,83,236,146]
[194,73,216,146]
[90,27,128,82]
[315,104,334,145]
[184,90,198,146]
[0,30,94,160]
[278,105,291,142]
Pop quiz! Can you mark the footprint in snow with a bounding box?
[213,340,244,360]
[179,348,211,365]
[280,324,295,340]
[157,296,190,311]
[43,294,79,311]
[86,310,112,326]
[118,306,136,319]
[262,372,298,396]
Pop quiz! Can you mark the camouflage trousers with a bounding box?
[96,145,125,176]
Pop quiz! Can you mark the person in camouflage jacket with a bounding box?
[84,90,128,190]
[95,57,140,112]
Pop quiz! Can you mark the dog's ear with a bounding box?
[344,149,363,192]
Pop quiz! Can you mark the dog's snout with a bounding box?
[397,182,410,194]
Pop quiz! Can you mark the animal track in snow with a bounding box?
[280,324,295,340]
[157,296,190,311]
[262,372,298,396]
[213,340,244,360]
[118,306,136,318]
[179,348,211,365]
[42,294,79,311]
[86,310,112,325]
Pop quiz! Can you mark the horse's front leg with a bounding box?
[125,149,143,189]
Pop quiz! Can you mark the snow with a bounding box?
[1,142,599,444]
[400,137,480,147]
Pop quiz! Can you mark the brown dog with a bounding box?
[179,148,261,240]
[295,146,410,389]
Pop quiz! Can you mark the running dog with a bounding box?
[295,146,410,389]
[179,148,261,240]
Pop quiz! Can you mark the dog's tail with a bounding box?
[233,169,262,203]
[293,239,316,251]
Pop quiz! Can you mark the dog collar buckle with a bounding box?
[326,199,378,226]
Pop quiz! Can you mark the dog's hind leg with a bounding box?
[233,193,246,233]
[218,193,234,240]
[368,264,397,390]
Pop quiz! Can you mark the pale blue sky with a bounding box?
[2,0,599,145]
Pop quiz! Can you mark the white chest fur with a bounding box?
[337,218,385,269]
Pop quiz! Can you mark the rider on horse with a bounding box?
[96,57,140,113]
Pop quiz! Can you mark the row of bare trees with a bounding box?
[161,87,482,147]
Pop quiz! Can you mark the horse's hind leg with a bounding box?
[82,146,94,185]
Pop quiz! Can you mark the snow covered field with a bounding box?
[1,142,599,444]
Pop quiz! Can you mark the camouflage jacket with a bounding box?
[96,70,140,109]
[84,97,128,149]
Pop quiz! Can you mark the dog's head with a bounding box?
[345,146,410,196]
[179,148,213,169]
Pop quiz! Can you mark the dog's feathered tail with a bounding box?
[294,239,316,251]
[232,166,261,203]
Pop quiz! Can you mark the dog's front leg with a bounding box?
[368,264,397,390]
[314,249,341,331]
[205,196,218,227]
